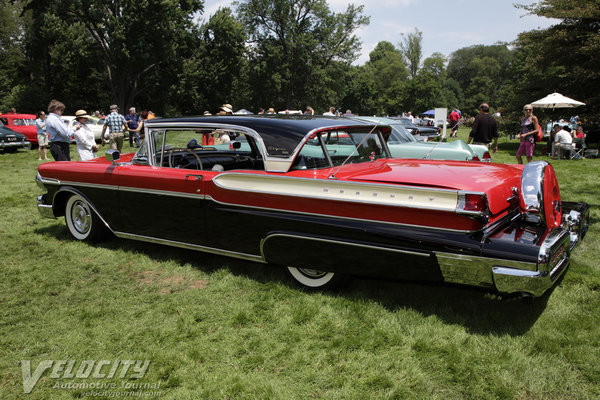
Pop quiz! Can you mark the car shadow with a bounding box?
[36,225,551,336]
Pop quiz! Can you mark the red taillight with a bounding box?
[464,193,486,212]
[472,155,480,161]
[482,151,492,160]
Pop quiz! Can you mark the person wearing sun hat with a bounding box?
[69,110,99,161]
[219,103,233,115]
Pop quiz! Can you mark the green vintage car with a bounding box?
[349,116,492,162]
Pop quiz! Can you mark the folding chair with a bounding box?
[555,143,574,159]
[571,138,586,159]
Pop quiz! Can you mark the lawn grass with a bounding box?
[1,135,599,399]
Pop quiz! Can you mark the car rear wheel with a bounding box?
[286,266,349,289]
[65,194,106,242]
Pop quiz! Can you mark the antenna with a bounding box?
[328,124,379,180]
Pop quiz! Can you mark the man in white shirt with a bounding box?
[323,106,336,116]
[553,125,573,159]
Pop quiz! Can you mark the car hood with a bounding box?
[336,159,524,215]
[0,126,26,137]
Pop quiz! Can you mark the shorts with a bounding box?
[37,134,49,147]
[516,140,535,157]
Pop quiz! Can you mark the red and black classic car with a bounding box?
[36,116,589,297]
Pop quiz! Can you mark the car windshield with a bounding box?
[388,125,417,143]
[291,128,388,170]
[396,118,416,128]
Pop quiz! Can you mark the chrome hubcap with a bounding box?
[71,200,91,234]
[297,268,327,279]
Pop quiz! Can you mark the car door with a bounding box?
[114,129,208,245]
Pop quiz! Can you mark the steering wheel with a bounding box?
[167,147,203,170]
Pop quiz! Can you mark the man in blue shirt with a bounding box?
[46,99,71,161]
[125,107,140,148]
[102,104,127,152]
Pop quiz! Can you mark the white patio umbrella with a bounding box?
[531,92,585,109]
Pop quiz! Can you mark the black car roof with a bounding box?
[145,115,376,157]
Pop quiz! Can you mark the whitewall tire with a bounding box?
[286,266,347,289]
[65,194,105,242]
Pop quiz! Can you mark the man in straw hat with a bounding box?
[102,104,127,152]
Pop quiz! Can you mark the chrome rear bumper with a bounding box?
[438,201,589,297]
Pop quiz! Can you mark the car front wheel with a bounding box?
[65,194,106,242]
[286,266,349,289]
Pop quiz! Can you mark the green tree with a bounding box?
[339,64,377,115]
[238,0,368,110]
[0,0,31,112]
[512,0,600,117]
[24,0,203,112]
[447,44,513,115]
[399,28,422,79]
[172,8,247,115]
[365,41,408,115]
[405,53,452,113]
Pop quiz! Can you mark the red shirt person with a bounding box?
[448,109,460,137]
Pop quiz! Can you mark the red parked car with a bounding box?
[0,113,38,147]
[35,116,589,297]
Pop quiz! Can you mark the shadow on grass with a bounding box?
[36,223,551,336]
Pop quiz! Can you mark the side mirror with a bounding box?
[106,149,120,164]
[231,141,241,149]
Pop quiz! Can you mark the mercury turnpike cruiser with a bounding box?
[35,116,589,297]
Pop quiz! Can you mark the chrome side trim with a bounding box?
[39,177,207,200]
[260,233,432,259]
[59,181,117,191]
[114,231,266,263]
[212,172,459,212]
[37,174,61,186]
[118,185,207,200]
[206,195,478,234]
